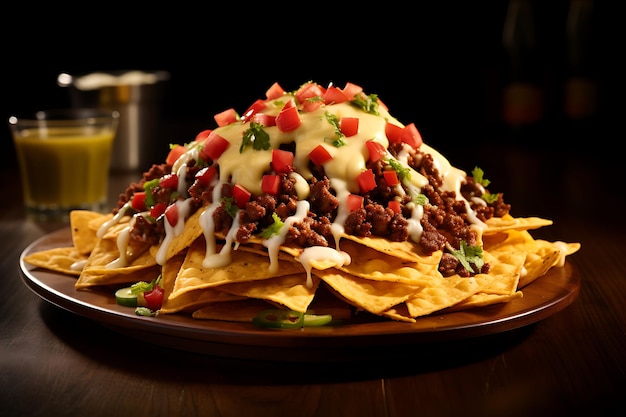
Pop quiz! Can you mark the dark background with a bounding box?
[2,1,621,190]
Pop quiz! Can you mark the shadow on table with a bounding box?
[39,301,533,384]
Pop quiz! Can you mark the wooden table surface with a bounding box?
[1,136,624,417]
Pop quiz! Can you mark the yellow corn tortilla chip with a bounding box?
[149,207,205,264]
[479,250,526,295]
[219,274,320,313]
[74,232,158,289]
[405,274,493,318]
[69,210,107,255]
[23,247,87,276]
[447,290,524,311]
[169,238,308,299]
[484,214,553,234]
[340,233,431,263]
[337,239,443,285]
[315,268,422,315]
[76,264,162,289]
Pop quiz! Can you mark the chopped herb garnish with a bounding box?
[222,196,238,218]
[350,93,380,115]
[240,122,271,153]
[414,193,428,205]
[259,213,284,238]
[481,192,499,204]
[130,275,161,295]
[324,112,347,147]
[142,178,160,208]
[388,158,411,181]
[471,166,490,187]
[448,241,484,274]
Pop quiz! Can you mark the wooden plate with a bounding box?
[19,228,580,361]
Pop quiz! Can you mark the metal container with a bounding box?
[58,70,170,172]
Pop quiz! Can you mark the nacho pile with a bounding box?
[23,80,581,324]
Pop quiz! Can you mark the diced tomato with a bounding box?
[357,169,377,193]
[385,122,404,144]
[383,169,400,186]
[131,191,147,211]
[164,203,179,226]
[250,113,276,127]
[214,108,238,127]
[275,100,301,132]
[165,145,186,166]
[241,99,267,123]
[194,129,212,142]
[339,117,359,137]
[159,173,178,189]
[388,200,401,214]
[342,82,363,100]
[200,131,230,161]
[308,144,333,166]
[365,140,387,163]
[266,82,285,100]
[150,202,167,219]
[195,165,218,186]
[295,82,326,106]
[400,123,423,148]
[232,184,251,209]
[323,85,349,104]
[143,285,164,311]
[301,99,323,113]
[261,175,281,196]
[346,194,364,212]
[271,149,294,174]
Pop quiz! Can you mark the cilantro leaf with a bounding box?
[240,122,270,153]
[259,213,284,238]
[388,158,411,181]
[324,112,347,147]
[481,192,499,204]
[413,193,428,205]
[222,196,238,218]
[449,241,484,274]
[471,166,490,187]
[350,94,380,115]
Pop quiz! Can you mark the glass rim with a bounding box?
[9,108,120,127]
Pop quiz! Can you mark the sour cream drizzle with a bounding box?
[155,198,194,265]
[263,200,310,273]
[298,246,351,288]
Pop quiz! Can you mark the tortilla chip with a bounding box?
[480,250,526,295]
[169,238,307,299]
[447,290,524,311]
[484,214,553,234]
[23,247,87,276]
[337,239,443,285]
[405,274,493,317]
[74,232,158,288]
[315,268,422,315]
[149,207,205,264]
[220,274,320,313]
[341,233,431,263]
[69,210,107,255]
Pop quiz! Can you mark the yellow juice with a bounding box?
[14,127,115,212]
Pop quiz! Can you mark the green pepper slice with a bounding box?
[252,309,304,328]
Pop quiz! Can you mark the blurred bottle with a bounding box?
[501,0,544,126]
[564,0,597,120]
